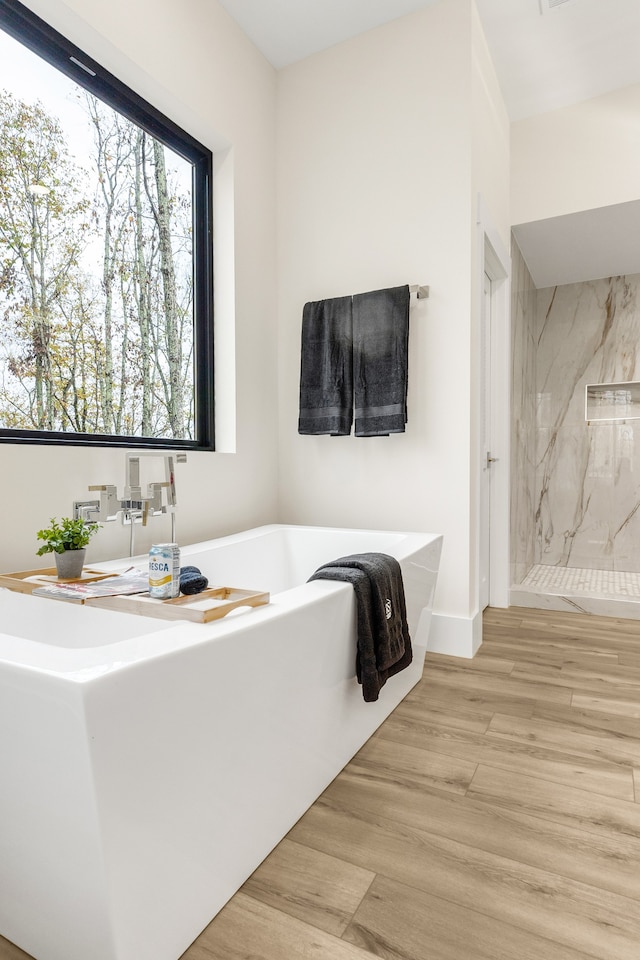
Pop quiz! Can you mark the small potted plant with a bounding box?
[36,516,101,579]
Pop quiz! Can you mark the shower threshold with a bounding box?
[510,563,640,620]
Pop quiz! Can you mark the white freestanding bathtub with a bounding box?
[0,524,442,960]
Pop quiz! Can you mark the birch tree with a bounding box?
[0,88,195,438]
[0,91,90,430]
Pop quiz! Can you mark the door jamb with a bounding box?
[477,195,511,610]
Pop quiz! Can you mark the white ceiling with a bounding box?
[218,0,640,121]
[216,0,442,77]
[512,201,640,288]
[217,0,640,287]
[476,0,640,122]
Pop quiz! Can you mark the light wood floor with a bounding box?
[2,606,640,960]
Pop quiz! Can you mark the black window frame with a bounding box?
[0,0,214,450]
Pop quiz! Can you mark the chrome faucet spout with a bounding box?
[75,452,182,555]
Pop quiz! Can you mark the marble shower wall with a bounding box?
[535,273,640,573]
[510,239,537,584]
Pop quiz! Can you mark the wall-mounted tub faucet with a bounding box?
[74,452,183,556]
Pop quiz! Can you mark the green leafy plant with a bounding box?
[36,516,101,556]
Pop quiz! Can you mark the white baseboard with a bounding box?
[427,610,483,659]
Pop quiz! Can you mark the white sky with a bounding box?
[0,27,191,190]
[0,29,96,156]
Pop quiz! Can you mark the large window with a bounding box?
[0,0,214,448]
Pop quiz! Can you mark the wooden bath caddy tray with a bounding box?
[0,568,270,623]
[0,567,113,594]
[86,586,271,623]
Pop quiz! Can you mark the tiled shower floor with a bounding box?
[511,564,640,619]
[520,564,640,599]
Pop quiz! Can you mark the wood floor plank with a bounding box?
[562,659,640,682]
[353,735,478,796]
[618,653,640,668]
[514,606,640,631]
[517,619,640,646]
[289,798,640,960]
[487,712,640,767]
[479,638,620,668]
[424,652,515,675]
[572,693,640,719]
[500,609,640,642]
[532,700,640,741]
[376,710,635,800]
[240,838,374,936]
[481,626,616,648]
[406,678,537,718]
[485,616,632,638]
[484,636,635,662]
[321,766,640,901]
[511,660,640,696]
[468,763,640,841]
[634,769,640,803]
[188,892,373,960]
[343,873,594,960]
[422,662,572,704]
[0,937,32,960]
[482,606,525,624]
[393,695,493,734]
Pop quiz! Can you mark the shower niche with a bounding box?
[585,381,640,422]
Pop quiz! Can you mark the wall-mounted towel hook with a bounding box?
[409,284,429,299]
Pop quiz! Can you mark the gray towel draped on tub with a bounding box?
[308,552,412,702]
[298,285,410,436]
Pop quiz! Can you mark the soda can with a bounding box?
[148,543,180,599]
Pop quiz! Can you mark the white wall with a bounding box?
[2,0,279,569]
[276,0,510,653]
[471,5,510,242]
[511,81,640,225]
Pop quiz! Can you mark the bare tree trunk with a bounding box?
[135,132,152,435]
[29,196,53,429]
[152,139,183,437]
[100,206,115,433]
[90,100,116,433]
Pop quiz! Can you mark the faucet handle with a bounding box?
[147,481,168,516]
[73,500,101,522]
[88,484,120,522]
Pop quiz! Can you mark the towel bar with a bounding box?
[409,284,429,299]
